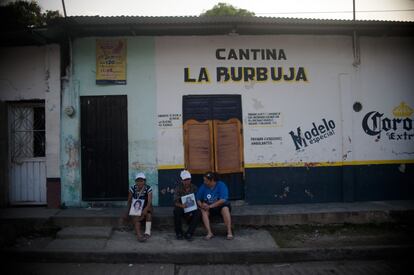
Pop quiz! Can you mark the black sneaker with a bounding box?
[176,233,184,240]
[184,233,193,241]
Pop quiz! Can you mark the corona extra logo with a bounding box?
[362,102,414,141]
[393,102,413,118]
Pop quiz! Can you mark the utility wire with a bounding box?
[256,9,414,15]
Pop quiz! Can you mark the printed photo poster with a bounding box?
[181,193,197,213]
[96,39,127,85]
[129,198,145,216]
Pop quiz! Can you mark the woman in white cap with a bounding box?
[125,172,153,242]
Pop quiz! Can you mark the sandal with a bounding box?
[137,236,146,242]
[226,234,234,240]
[203,234,214,240]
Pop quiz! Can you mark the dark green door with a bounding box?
[81,95,128,200]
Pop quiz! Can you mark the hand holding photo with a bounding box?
[181,193,197,213]
[129,198,144,216]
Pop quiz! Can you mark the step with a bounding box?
[49,204,414,228]
[56,226,113,239]
[6,228,281,263]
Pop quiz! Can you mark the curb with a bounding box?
[3,245,413,264]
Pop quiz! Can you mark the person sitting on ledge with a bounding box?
[196,171,233,240]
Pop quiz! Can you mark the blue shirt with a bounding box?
[196,181,228,204]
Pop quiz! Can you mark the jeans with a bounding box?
[173,207,200,236]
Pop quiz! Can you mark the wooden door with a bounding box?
[183,119,214,174]
[213,119,244,174]
[182,95,244,199]
[81,95,128,200]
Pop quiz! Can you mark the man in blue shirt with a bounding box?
[196,171,233,240]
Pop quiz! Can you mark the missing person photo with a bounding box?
[181,193,197,213]
[129,198,145,216]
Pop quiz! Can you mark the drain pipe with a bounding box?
[352,0,360,66]
[61,0,75,115]
[61,0,71,76]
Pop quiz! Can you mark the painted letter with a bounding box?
[216,49,226,60]
[184,68,196,83]
[289,127,308,150]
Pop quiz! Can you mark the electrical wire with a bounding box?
[256,9,414,15]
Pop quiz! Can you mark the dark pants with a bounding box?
[173,207,200,236]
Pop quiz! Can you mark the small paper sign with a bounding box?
[181,193,197,213]
[129,198,145,216]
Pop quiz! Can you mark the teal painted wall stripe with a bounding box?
[61,37,158,207]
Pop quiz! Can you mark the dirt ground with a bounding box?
[266,223,414,248]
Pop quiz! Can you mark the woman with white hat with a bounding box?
[125,172,153,242]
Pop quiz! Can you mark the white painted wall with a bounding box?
[0,45,61,178]
[0,46,47,100]
[61,37,157,206]
[155,35,414,167]
[353,37,414,161]
[44,45,61,178]
[155,35,352,166]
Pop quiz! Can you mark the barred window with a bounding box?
[10,103,45,160]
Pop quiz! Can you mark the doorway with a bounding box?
[182,95,244,200]
[80,95,128,200]
[8,102,46,205]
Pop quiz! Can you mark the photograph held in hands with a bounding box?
[129,198,145,216]
[181,193,197,213]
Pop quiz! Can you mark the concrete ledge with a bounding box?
[50,208,414,228]
[232,210,406,226]
[52,216,122,227]
[46,239,108,250]
[51,216,176,228]
[2,200,413,234]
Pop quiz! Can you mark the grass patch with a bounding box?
[263,223,414,248]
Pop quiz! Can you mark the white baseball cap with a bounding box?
[180,170,191,180]
[135,172,146,180]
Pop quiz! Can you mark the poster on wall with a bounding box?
[96,39,127,85]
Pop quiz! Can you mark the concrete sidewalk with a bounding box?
[4,226,413,264]
[1,200,413,264]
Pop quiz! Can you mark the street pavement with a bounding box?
[7,261,410,275]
